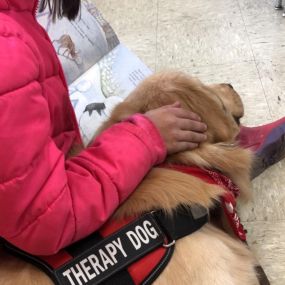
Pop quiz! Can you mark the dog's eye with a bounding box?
[233,116,241,125]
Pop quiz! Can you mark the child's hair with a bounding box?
[39,0,81,21]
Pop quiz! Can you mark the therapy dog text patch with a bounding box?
[56,214,165,285]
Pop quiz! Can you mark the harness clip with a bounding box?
[163,239,176,248]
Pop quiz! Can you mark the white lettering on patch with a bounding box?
[61,220,160,285]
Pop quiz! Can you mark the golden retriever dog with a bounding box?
[0,72,261,285]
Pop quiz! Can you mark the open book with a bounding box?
[37,0,152,146]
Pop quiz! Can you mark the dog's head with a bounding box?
[97,72,243,145]
[99,72,252,218]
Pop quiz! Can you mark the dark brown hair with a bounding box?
[39,0,81,21]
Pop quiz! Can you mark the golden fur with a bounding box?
[0,72,259,285]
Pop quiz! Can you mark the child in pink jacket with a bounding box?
[0,0,208,255]
[0,0,284,256]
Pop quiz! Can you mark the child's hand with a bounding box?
[145,102,207,154]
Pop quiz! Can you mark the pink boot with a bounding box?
[238,117,285,179]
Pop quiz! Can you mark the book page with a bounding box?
[69,43,153,145]
[37,0,119,84]
[37,3,152,145]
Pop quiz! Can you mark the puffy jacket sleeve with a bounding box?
[0,34,166,255]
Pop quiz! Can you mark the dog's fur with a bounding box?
[0,72,259,285]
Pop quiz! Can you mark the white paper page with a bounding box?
[69,44,153,145]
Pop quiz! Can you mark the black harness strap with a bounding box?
[103,206,208,285]
[153,205,208,244]
[101,269,135,285]
[3,206,208,285]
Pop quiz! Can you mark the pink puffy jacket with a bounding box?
[0,0,166,255]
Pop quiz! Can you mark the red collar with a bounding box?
[160,164,246,241]
[160,164,240,198]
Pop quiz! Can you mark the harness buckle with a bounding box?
[150,211,176,248]
[163,239,176,248]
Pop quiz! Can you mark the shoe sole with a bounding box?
[252,122,285,179]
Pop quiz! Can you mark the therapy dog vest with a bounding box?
[3,164,249,285]
[3,208,208,285]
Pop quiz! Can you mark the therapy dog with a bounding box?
[0,72,261,285]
